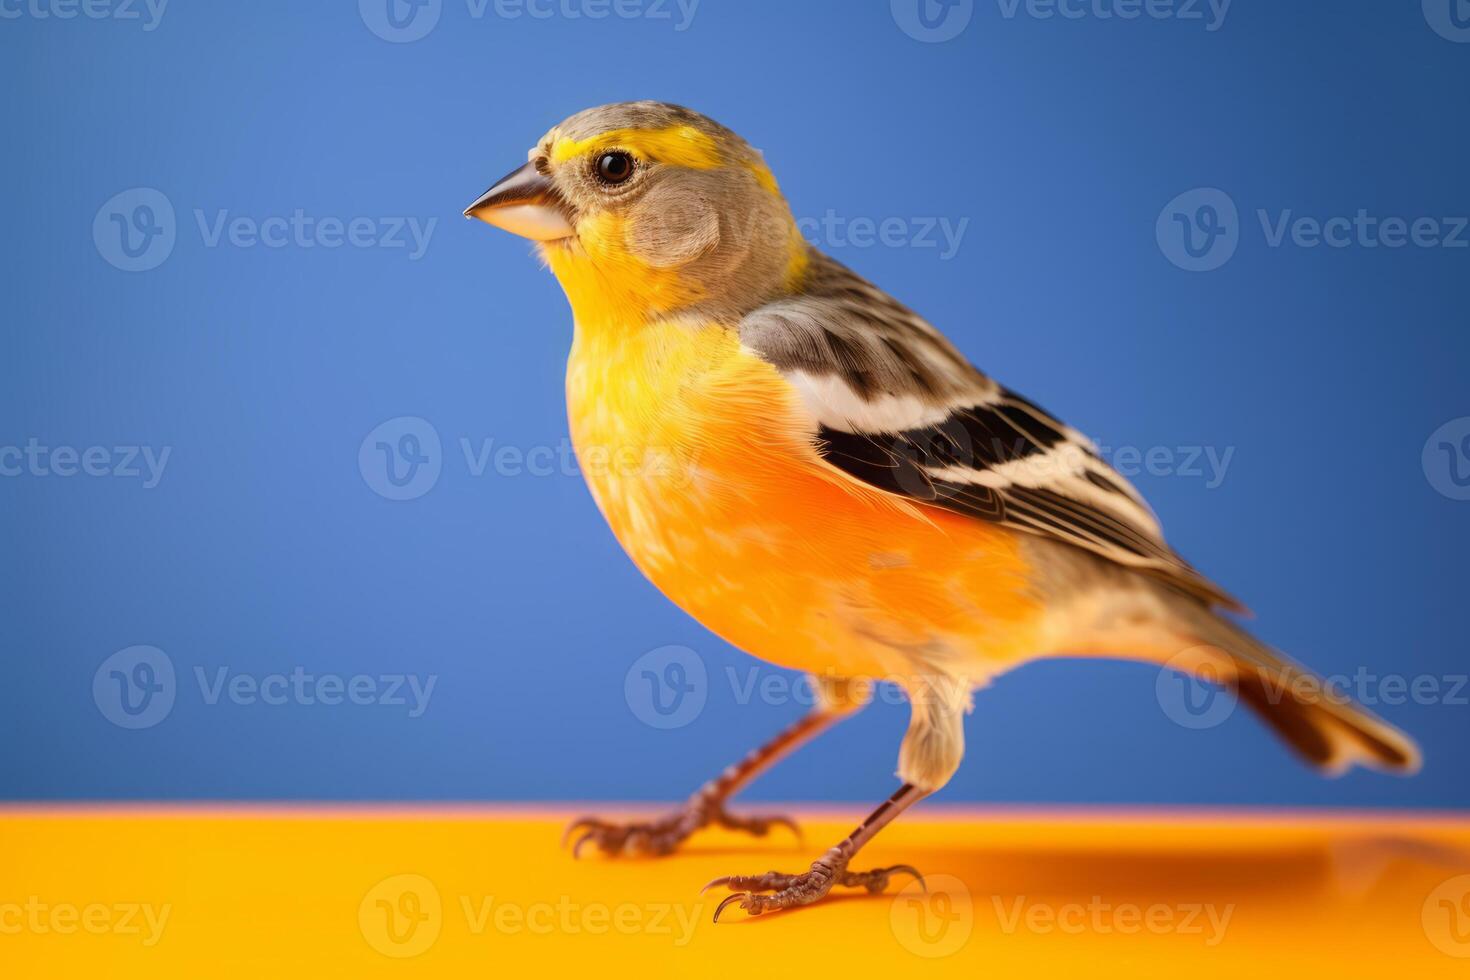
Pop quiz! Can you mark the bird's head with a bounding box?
[465,101,808,324]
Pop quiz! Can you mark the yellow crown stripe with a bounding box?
[744,159,781,196]
[551,125,724,170]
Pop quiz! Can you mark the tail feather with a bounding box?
[1185,606,1422,776]
[1025,538,1422,775]
[1232,669,1420,774]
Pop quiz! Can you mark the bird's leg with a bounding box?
[703,782,930,920]
[702,672,965,919]
[564,676,865,858]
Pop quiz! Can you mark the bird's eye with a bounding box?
[595,151,635,185]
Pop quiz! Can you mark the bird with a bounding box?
[463,101,1420,920]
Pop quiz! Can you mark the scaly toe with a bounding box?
[700,870,801,894]
[562,813,691,859]
[561,817,608,849]
[706,859,926,920]
[837,863,927,894]
[715,811,804,844]
[708,865,838,921]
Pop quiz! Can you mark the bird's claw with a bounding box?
[562,803,802,859]
[703,859,925,920]
[711,810,804,845]
[713,892,754,923]
[561,814,690,858]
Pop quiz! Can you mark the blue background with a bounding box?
[2,0,1466,808]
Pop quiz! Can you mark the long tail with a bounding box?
[1029,540,1421,774]
[1170,600,1421,775]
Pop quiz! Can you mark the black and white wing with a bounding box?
[740,253,1244,612]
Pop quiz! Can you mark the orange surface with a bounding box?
[2,806,1469,977]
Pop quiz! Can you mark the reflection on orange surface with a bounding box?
[2,806,1468,977]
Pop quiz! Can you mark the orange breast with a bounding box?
[565,318,1044,682]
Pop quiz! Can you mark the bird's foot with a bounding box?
[702,849,924,921]
[563,797,801,858]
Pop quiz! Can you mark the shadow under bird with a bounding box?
[464,101,1420,920]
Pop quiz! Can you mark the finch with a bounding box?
[464,101,1419,920]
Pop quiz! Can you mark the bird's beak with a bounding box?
[463,161,576,241]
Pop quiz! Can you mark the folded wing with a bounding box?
[740,252,1244,613]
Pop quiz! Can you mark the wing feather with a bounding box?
[740,252,1245,612]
